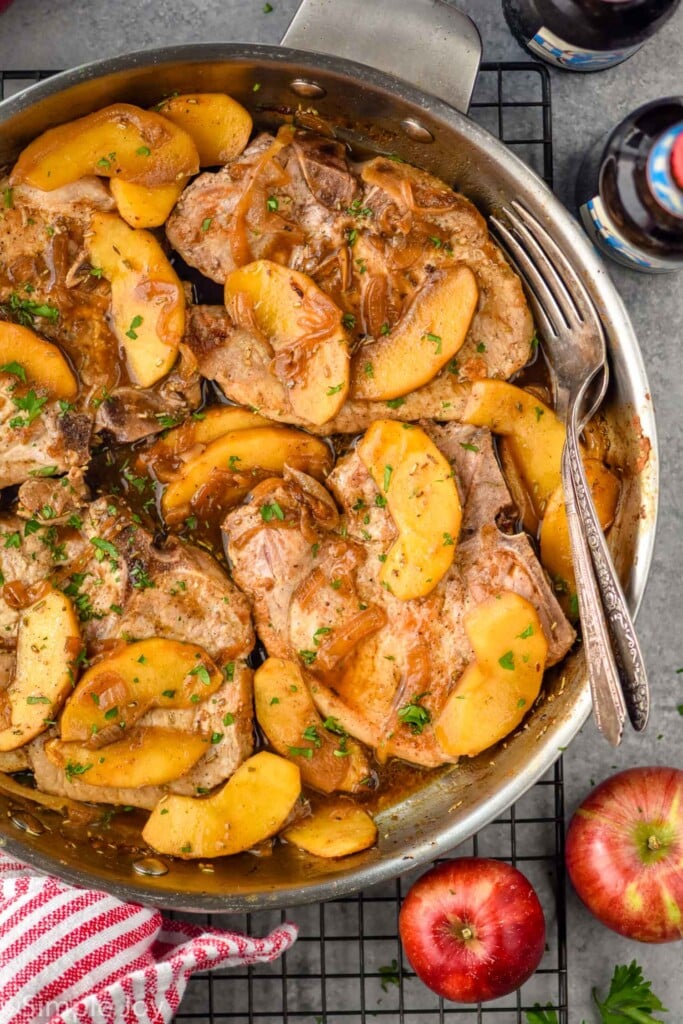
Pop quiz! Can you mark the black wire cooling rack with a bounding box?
[0,60,564,1024]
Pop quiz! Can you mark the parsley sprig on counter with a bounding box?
[526,961,667,1024]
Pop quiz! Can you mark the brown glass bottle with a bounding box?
[502,0,681,71]
[575,98,683,271]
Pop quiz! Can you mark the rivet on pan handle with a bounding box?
[281,0,482,115]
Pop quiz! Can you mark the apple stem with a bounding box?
[647,835,661,851]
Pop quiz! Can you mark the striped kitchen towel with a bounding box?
[0,852,297,1024]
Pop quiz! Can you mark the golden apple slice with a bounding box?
[152,93,253,166]
[0,322,77,399]
[142,406,271,482]
[351,266,478,400]
[11,103,199,190]
[0,588,81,751]
[142,751,301,858]
[435,592,548,758]
[283,799,377,858]
[110,178,185,229]
[59,638,222,743]
[540,459,620,595]
[254,658,369,794]
[160,425,333,522]
[88,212,184,387]
[225,260,350,426]
[357,420,462,600]
[45,727,210,788]
[462,381,565,517]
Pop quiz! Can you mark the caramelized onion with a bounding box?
[315,605,387,672]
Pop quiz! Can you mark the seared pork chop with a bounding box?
[0,178,200,464]
[0,493,255,806]
[224,425,574,768]
[173,133,532,431]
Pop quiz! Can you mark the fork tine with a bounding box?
[510,201,602,330]
[490,216,564,341]
[501,210,580,327]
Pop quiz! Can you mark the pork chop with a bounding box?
[0,177,200,464]
[0,492,255,806]
[174,136,533,431]
[224,425,574,769]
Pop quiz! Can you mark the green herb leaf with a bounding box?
[383,465,393,491]
[162,689,177,699]
[125,315,144,340]
[222,713,235,726]
[498,650,515,671]
[524,1007,559,1024]
[65,761,93,782]
[459,442,479,453]
[260,501,285,522]
[398,696,431,735]
[423,331,442,354]
[90,537,119,563]
[592,961,668,1024]
[298,649,317,666]
[136,145,151,157]
[326,383,344,395]
[266,195,279,212]
[385,397,405,409]
[26,695,51,705]
[189,664,211,686]
[378,959,401,992]
[0,361,26,381]
[210,732,224,745]
[288,745,314,759]
[342,312,356,330]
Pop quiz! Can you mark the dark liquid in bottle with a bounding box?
[502,0,681,71]
[575,97,683,271]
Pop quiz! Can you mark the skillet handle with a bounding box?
[281,0,482,114]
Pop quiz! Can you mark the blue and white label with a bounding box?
[579,194,674,271]
[647,123,683,219]
[528,26,641,70]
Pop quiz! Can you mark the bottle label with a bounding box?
[647,123,683,218]
[527,26,641,70]
[579,195,674,270]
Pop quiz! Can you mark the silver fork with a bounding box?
[490,201,650,746]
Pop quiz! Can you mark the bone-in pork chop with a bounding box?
[224,425,574,768]
[0,492,255,805]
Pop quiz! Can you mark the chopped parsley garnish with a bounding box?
[65,761,93,782]
[364,362,374,378]
[517,624,534,639]
[266,195,279,212]
[103,706,119,721]
[330,578,342,590]
[1,292,59,327]
[375,493,387,508]
[378,960,401,992]
[222,713,235,727]
[380,322,391,336]
[0,361,26,381]
[201,217,213,232]
[383,465,393,491]
[459,442,479,453]
[224,662,235,682]
[342,312,356,330]
[298,649,317,666]
[346,228,358,246]
[288,745,314,759]
[125,315,144,340]
[260,501,285,522]
[498,650,515,671]
[136,146,151,157]
[385,397,405,409]
[3,531,21,549]
[534,406,545,422]
[156,413,180,429]
[476,341,487,353]
[210,732,224,745]
[346,198,373,218]
[189,664,212,686]
[9,390,48,429]
[302,724,322,747]
[313,626,332,645]
[130,564,155,590]
[326,383,344,395]
[26,695,50,705]
[162,689,177,699]
[398,695,431,735]
[443,532,455,546]
[423,331,442,354]
[90,537,119,563]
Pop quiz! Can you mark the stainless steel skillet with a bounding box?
[0,0,658,911]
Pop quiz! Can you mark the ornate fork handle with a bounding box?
[562,437,626,746]
[565,430,650,731]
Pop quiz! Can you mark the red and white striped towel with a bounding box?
[0,852,297,1024]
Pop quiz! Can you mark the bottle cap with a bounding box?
[647,122,683,220]
[671,133,683,190]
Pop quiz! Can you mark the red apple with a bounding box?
[566,766,683,943]
[398,857,546,1003]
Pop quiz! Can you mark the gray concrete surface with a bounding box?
[1,1,681,1020]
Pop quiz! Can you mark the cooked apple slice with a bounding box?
[152,93,253,166]
[88,212,184,387]
[45,727,210,788]
[0,322,77,399]
[283,799,377,858]
[254,658,369,794]
[110,178,185,229]
[0,587,81,752]
[540,459,620,596]
[160,425,333,522]
[225,260,350,426]
[142,751,301,858]
[463,381,565,517]
[59,638,222,743]
[11,103,199,190]
[435,592,548,758]
[141,406,270,482]
[357,420,462,600]
[351,266,478,400]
